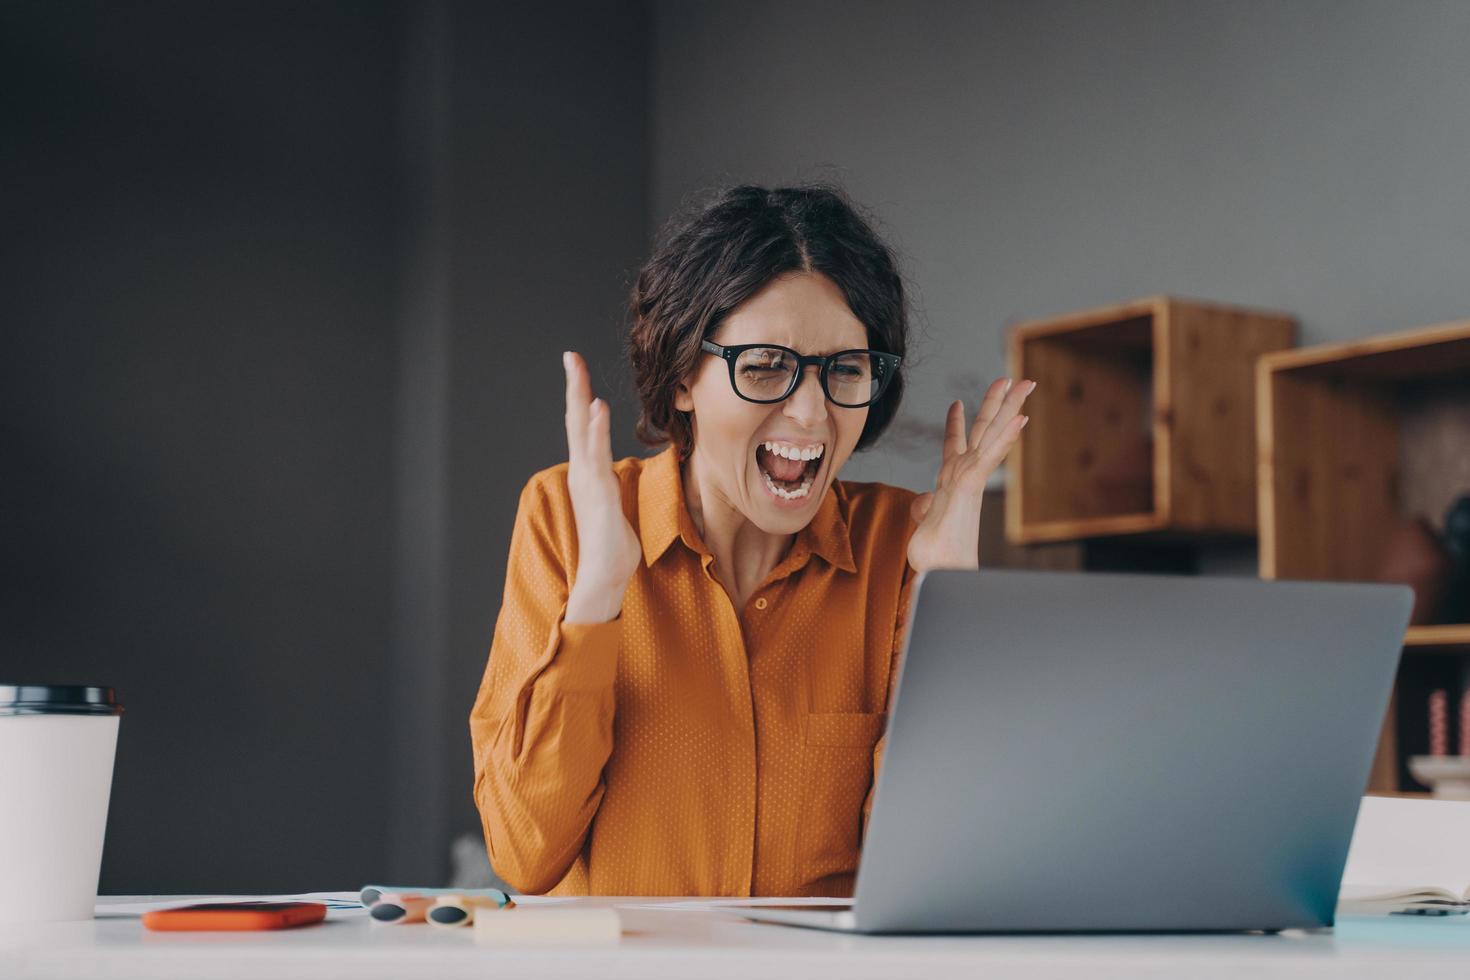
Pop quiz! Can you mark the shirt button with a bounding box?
[753,597,768,610]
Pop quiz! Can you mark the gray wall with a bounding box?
[2,0,649,891]
[650,0,1470,498]
[1,2,401,892]
[434,0,649,873]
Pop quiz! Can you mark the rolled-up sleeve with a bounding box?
[469,471,619,894]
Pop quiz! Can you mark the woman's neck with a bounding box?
[681,452,793,610]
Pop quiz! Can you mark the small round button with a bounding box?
[753,597,768,610]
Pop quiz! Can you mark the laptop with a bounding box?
[733,569,1413,933]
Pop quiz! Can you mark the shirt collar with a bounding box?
[637,445,857,573]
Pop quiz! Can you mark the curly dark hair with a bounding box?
[626,183,909,458]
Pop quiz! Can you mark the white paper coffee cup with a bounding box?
[0,684,122,922]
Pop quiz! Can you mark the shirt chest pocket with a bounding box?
[796,711,887,884]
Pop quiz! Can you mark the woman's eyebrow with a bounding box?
[746,339,865,356]
[774,344,861,357]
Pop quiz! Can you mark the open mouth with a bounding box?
[755,441,825,501]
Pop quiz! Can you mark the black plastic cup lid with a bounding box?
[0,685,123,716]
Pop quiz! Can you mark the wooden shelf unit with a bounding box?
[1404,624,1470,651]
[1006,296,1296,544]
[1256,318,1470,793]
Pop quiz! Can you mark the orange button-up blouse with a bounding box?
[469,446,917,896]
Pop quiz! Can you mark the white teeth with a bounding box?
[757,441,824,501]
[761,441,825,461]
[762,469,815,500]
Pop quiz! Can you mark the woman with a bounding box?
[470,183,1034,897]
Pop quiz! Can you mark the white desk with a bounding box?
[3,896,1469,979]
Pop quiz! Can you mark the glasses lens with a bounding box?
[733,347,798,401]
[826,351,882,406]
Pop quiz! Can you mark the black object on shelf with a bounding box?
[1445,493,1470,623]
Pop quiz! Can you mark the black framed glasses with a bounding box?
[701,340,902,408]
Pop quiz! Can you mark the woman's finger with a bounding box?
[928,400,967,494]
[942,400,966,463]
[966,378,1013,450]
[971,413,1030,478]
[972,379,1034,454]
[564,351,592,464]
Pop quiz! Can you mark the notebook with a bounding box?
[1337,883,1469,915]
[1337,796,1470,915]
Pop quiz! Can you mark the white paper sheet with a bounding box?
[94,892,367,918]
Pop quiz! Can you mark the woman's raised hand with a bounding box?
[906,378,1036,574]
[562,351,642,624]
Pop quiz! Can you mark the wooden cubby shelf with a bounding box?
[1403,624,1470,651]
[1006,296,1297,545]
[1256,317,1470,793]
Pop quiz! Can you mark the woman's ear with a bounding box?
[673,379,695,413]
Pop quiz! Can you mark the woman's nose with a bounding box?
[782,366,829,426]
